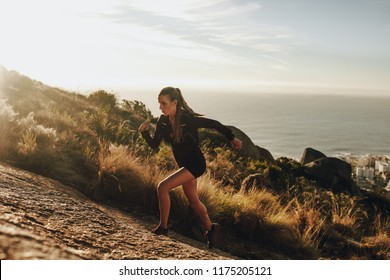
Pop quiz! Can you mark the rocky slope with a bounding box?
[0,162,235,260]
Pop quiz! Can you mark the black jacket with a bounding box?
[141,112,235,164]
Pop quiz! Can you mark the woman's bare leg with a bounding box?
[182,178,212,231]
[157,167,195,228]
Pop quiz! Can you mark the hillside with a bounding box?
[0,162,234,260]
[0,66,389,260]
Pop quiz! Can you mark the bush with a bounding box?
[87,90,117,109]
[13,112,58,173]
[0,99,18,157]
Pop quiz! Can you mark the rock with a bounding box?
[227,126,275,164]
[303,157,361,195]
[307,157,352,179]
[256,146,275,164]
[299,148,361,195]
[300,147,327,165]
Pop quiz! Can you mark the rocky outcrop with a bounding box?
[227,126,275,164]
[256,146,275,164]
[0,162,233,260]
[300,147,327,165]
[302,157,361,196]
[299,147,361,195]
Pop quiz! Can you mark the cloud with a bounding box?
[125,0,229,20]
[100,0,297,67]
[262,54,288,66]
[186,1,261,20]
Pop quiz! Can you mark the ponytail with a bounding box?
[175,88,202,117]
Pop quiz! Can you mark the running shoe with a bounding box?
[205,223,220,249]
[151,226,169,236]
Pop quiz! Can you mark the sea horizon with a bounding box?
[118,90,390,161]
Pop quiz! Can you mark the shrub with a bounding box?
[93,145,164,212]
[87,90,117,109]
[121,99,153,121]
[13,112,58,173]
[0,99,18,157]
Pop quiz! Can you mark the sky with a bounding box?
[0,0,389,96]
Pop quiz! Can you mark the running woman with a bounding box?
[138,87,242,248]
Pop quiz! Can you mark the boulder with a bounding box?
[256,146,275,164]
[300,147,326,165]
[303,157,361,196]
[227,126,275,164]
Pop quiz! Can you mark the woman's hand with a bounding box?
[138,121,150,133]
[231,137,242,151]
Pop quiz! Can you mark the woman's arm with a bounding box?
[191,115,235,141]
[191,115,242,150]
[139,117,164,148]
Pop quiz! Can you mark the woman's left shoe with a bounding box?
[204,223,220,249]
[151,226,169,236]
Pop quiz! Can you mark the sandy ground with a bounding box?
[0,163,235,260]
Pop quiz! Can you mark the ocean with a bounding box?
[120,91,390,160]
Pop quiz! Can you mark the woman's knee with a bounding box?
[157,181,169,194]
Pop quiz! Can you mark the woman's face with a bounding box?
[158,94,177,116]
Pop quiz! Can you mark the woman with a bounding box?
[138,87,242,248]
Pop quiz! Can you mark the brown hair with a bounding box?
[159,87,203,144]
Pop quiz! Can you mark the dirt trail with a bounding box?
[0,163,235,260]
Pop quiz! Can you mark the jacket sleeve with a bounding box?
[141,116,164,148]
[191,115,235,141]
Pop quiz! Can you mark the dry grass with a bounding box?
[95,145,177,212]
[205,146,242,186]
[101,147,385,260]
[98,150,318,257]
[362,215,390,259]
[329,194,365,237]
[331,195,356,224]
[290,198,326,250]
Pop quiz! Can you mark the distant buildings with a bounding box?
[345,155,390,191]
[375,161,390,173]
[349,157,390,191]
[356,167,375,180]
[355,160,390,184]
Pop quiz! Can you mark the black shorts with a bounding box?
[178,152,206,178]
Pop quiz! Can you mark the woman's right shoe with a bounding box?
[151,225,169,236]
[204,223,220,249]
